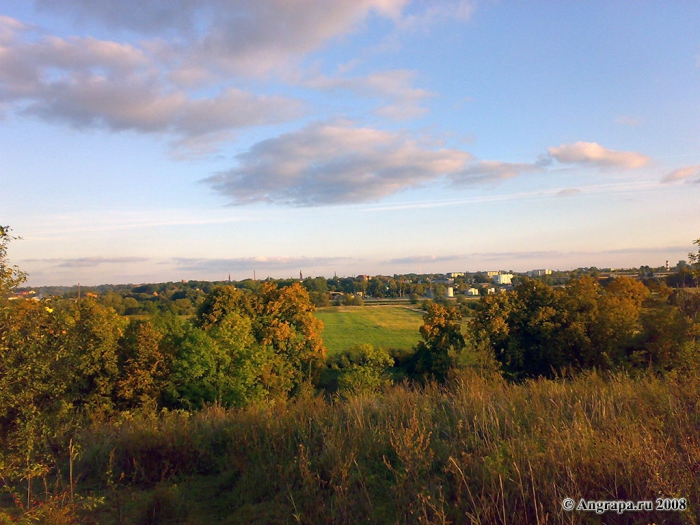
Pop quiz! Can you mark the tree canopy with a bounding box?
[470,277,651,380]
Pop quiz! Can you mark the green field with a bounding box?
[314,305,424,354]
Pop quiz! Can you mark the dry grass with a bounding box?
[58,372,700,524]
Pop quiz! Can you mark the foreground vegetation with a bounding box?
[2,227,700,524]
[3,372,700,524]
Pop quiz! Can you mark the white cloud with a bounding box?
[0,25,304,151]
[204,121,474,206]
[548,141,650,169]
[661,164,700,184]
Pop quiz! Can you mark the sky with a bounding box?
[1,0,699,286]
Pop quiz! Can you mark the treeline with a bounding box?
[21,265,699,317]
[478,277,700,378]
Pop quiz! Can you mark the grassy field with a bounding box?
[26,371,699,524]
[314,305,424,354]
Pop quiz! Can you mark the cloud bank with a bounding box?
[25,256,149,268]
[171,256,353,273]
[1,1,469,152]
[0,23,304,150]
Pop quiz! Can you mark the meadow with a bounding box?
[314,305,425,354]
[16,370,698,524]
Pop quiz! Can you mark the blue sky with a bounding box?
[1,1,699,286]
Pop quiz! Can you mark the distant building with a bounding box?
[446,272,465,278]
[466,288,480,296]
[446,286,454,298]
[493,273,513,285]
[527,269,552,277]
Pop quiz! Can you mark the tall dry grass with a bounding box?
[70,371,700,524]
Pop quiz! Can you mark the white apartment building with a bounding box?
[493,273,513,285]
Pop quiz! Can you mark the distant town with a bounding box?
[11,260,694,315]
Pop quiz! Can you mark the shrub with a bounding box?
[333,344,394,394]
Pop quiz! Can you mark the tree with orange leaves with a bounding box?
[252,281,326,389]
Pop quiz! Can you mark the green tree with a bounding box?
[593,277,648,363]
[0,299,69,482]
[303,276,328,294]
[410,302,465,382]
[166,323,225,408]
[194,285,250,330]
[335,344,394,395]
[628,278,700,373]
[100,290,126,315]
[471,277,651,379]
[471,280,567,380]
[117,319,171,410]
[122,296,140,315]
[342,293,364,306]
[175,283,325,406]
[63,299,124,416]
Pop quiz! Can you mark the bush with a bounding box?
[342,294,364,306]
[332,344,394,394]
[309,291,330,307]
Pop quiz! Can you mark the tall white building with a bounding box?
[493,273,513,285]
